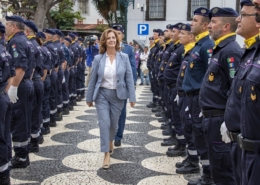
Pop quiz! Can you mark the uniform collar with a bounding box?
[154,39,159,44]
[174,40,180,45]
[27,36,36,39]
[165,39,172,45]
[214,33,236,49]
[184,42,196,55]
[195,31,209,43]
[8,31,24,41]
[244,34,259,49]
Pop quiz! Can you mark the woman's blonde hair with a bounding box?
[99,28,121,54]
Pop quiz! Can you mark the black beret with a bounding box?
[240,0,254,8]
[78,37,83,41]
[209,7,239,19]
[112,24,124,33]
[172,22,183,30]
[72,32,79,37]
[68,33,76,39]
[64,37,72,43]
[0,22,5,33]
[181,23,191,32]
[24,20,38,33]
[149,37,154,40]
[153,29,163,33]
[43,28,56,35]
[36,31,46,39]
[5,15,25,23]
[166,24,174,29]
[55,29,63,37]
[158,31,164,36]
[194,7,210,17]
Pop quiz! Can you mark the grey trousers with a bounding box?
[95,88,124,152]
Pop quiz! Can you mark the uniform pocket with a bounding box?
[212,144,232,168]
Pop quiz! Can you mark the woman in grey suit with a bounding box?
[86,29,136,169]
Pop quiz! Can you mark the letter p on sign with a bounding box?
[138,24,149,35]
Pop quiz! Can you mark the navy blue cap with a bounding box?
[78,37,83,41]
[149,37,154,40]
[5,15,25,23]
[112,24,124,33]
[43,28,56,35]
[36,31,46,39]
[72,32,79,37]
[209,7,239,19]
[64,37,72,43]
[172,23,183,30]
[0,22,5,33]
[24,20,38,33]
[61,32,65,37]
[166,24,173,29]
[181,24,191,32]
[55,29,63,37]
[194,7,210,17]
[68,33,76,39]
[153,29,163,34]
[240,0,254,8]
[158,31,164,36]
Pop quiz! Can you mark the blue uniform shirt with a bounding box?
[7,31,35,79]
[43,40,59,69]
[62,43,71,67]
[182,35,214,92]
[52,40,65,66]
[70,41,79,66]
[41,45,52,72]
[29,37,44,78]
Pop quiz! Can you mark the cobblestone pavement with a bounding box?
[10,84,199,185]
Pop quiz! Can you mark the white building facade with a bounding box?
[127,0,243,46]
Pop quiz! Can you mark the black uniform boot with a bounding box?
[161,121,171,129]
[0,176,10,185]
[11,155,30,168]
[161,135,177,146]
[42,122,51,135]
[72,99,77,106]
[38,133,44,144]
[147,102,156,108]
[175,156,189,168]
[30,138,39,153]
[152,106,162,113]
[56,108,63,121]
[187,173,214,185]
[176,160,200,174]
[63,105,70,115]
[155,111,165,117]
[49,116,57,127]
[158,117,167,122]
[166,143,186,157]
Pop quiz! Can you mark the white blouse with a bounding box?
[100,53,117,89]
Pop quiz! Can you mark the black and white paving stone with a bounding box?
[10,85,199,185]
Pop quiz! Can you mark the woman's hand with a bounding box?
[130,102,135,107]
[87,102,93,107]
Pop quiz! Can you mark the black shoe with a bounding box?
[76,96,82,102]
[139,83,144,85]
[69,104,74,110]
[163,135,174,142]
[56,112,63,121]
[152,107,162,113]
[161,138,177,146]
[155,112,165,117]
[158,117,167,123]
[166,144,186,157]
[0,176,10,185]
[29,144,39,153]
[162,129,173,136]
[187,173,214,185]
[11,156,30,168]
[49,120,57,127]
[147,102,156,108]
[176,160,200,174]
[160,121,171,129]
[114,140,121,147]
[63,108,70,115]
[42,123,51,135]
[175,157,189,168]
[72,99,77,106]
[38,134,44,144]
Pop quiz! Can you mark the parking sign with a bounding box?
[138,24,149,35]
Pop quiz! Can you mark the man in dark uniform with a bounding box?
[163,23,187,157]
[175,23,200,174]
[200,7,242,184]
[182,8,214,185]
[24,20,44,152]
[60,32,71,115]
[0,22,15,185]
[78,37,86,98]
[36,31,52,135]
[5,15,34,168]
[146,29,163,109]
[223,1,260,184]
[53,29,65,121]
[43,28,59,127]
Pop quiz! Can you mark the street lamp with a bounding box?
[117,0,135,41]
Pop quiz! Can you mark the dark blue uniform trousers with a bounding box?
[76,62,82,96]
[203,116,234,184]
[57,68,64,112]
[69,67,75,104]
[230,141,242,185]
[187,94,210,175]
[31,79,44,140]
[170,87,185,145]
[49,71,58,122]
[149,70,155,95]
[42,75,51,126]
[72,67,77,100]
[0,91,11,177]
[11,79,34,158]
[179,95,198,161]
[80,62,86,96]
[62,68,70,109]
[115,100,127,141]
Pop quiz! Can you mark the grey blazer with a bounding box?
[86,52,136,103]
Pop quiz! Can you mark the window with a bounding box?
[146,0,166,21]
[78,0,89,14]
[187,0,210,20]
[236,0,241,13]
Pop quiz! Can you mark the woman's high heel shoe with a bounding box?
[102,153,110,170]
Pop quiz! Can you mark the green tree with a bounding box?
[50,0,84,30]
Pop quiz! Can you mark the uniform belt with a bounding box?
[178,91,185,97]
[237,134,260,153]
[167,83,176,89]
[32,77,41,81]
[227,131,239,142]
[202,109,225,118]
[186,90,200,97]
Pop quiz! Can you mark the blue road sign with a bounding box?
[138,24,149,35]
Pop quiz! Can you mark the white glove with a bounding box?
[220,122,231,143]
[62,76,65,83]
[199,111,203,117]
[8,85,18,103]
[174,94,179,105]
